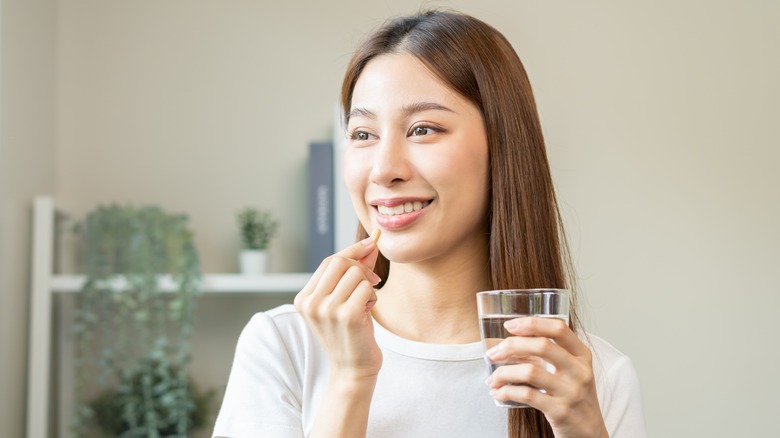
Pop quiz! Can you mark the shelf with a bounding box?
[26,197,313,438]
[51,273,311,293]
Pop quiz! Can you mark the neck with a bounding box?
[372,251,490,344]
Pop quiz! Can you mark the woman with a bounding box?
[214,10,645,438]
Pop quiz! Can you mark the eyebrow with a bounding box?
[347,101,454,124]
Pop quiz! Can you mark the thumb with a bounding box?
[358,229,381,269]
[337,230,381,285]
[359,242,380,271]
[335,229,381,267]
[358,229,381,274]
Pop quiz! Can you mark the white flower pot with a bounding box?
[240,250,269,274]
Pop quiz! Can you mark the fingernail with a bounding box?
[484,377,492,386]
[371,273,382,285]
[486,346,499,358]
[504,320,518,331]
[360,235,374,246]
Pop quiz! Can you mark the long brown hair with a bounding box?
[341,10,579,437]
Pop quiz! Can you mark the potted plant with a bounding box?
[88,359,214,437]
[71,204,210,438]
[237,206,279,274]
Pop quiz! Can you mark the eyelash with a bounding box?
[348,130,373,141]
[347,124,444,141]
[409,124,440,136]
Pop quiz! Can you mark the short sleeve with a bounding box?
[598,356,648,438]
[212,312,305,438]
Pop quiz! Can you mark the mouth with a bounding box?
[375,200,432,216]
[370,198,433,229]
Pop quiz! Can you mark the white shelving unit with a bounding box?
[49,273,311,294]
[26,197,310,438]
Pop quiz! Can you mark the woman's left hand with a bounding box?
[485,317,609,438]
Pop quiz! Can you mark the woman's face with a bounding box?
[344,52,489,265]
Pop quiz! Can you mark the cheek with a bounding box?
[435,143,489,193]
[436,142,490,219]
[343,151,368,194]
[342,151,373,225]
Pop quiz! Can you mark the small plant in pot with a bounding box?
[237,207,279,274]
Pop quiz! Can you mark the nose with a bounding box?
[369,134,413,187]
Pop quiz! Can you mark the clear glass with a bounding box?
[476,289,570,408]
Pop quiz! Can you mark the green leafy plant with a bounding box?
[71,204,207,438]
[237,207,279,250]
[88,359,214,437]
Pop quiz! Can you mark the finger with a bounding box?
[328,265,370,303]
[487,362,558,395]
[320,278,375,326]
[489,381,553,413]
[345,279,378,314]
[299,265,367,323]
[487,335,569,369]
[334,232,379,263]
[312,256,378,299]
[297,255,335,300]
[296,232,380,307]
[331,231,381,283]
[357,229,381,270]
[504,317,589,357]
[359,245,380,272]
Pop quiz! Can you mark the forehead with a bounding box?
[350,52,464,113]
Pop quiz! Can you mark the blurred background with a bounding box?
[1,0,778,436]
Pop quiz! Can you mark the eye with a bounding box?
[349,130,373,141]
[409,124,441,137]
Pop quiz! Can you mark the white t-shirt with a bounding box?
[213,304,646,438]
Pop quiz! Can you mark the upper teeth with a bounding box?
[378,201,429,216]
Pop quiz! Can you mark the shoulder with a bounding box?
[248,303,302,327]
[582,332,641,393]
[231,304,320,371]
[583,333,633,376]
[238,304,311,351]
[265,303,302,319]
[250,303,306,333]
[214,304,312,437]
[582,332,648,437]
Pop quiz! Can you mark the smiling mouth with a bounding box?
[376,200,431,216]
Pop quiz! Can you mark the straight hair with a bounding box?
[341,10,579,437]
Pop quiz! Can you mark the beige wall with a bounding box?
[511,2,780,435]
[0,0,57,436]
[2,0,777,436]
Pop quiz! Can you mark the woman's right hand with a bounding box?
[294,233,383,381]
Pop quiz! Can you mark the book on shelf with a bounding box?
[308,141,335,272]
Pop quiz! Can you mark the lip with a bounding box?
[370,197,433,207]
[370,197,433,230]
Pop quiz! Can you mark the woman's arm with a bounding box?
[309,372,377,437]
[294,232,383,438]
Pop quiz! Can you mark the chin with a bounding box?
[377,242,432,265]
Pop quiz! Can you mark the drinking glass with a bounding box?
[476,289,570,408]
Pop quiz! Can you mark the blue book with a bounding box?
[308,141,335,272]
